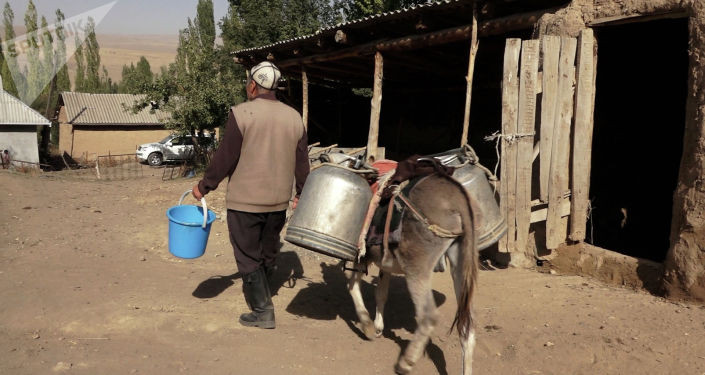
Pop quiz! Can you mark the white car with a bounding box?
[136,134,213,166]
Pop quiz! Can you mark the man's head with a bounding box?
[246,61,281,100]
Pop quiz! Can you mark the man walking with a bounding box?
[192,61,309,329]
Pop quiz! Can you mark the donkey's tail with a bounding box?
[449,176,478,338]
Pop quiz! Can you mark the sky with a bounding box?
[4,0,231,35]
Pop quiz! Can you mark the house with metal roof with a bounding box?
[58,92,172,161]
[0,76,51,166]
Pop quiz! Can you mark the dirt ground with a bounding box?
[1,170,704,375]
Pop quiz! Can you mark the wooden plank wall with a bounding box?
[499,32,597,255]
[515,40,539,254]
[539,36,560,202]
[570,29,597,242]
[499,38,521,253]
[546,37,577,250]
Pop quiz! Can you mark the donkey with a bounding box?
[347,173,478,375]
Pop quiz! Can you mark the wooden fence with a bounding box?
[499,30,597,256]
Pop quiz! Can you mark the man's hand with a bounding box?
[292,196,300,210]
[192,184,203,200]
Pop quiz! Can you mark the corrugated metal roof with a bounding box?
[233,0,467,55]
[0,89,51,126]
[61,92,170,126]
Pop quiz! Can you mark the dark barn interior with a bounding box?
[589,18,688,262]
[281,30,532,165]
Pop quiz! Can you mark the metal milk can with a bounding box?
[431,148,507,250]
[285,164,372,261]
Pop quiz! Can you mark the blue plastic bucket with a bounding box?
[167,191,217,259]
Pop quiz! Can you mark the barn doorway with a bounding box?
[588,18,688,262]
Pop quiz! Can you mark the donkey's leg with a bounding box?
[374,270,390,337]
[347,269,376,339]
[395,277,438,374]
[447,242,475,375]
[461,325,476,375]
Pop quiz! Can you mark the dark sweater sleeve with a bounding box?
[294,129,310,196]
[198,109,243,196]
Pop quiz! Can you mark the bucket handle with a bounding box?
[178,190,208,228]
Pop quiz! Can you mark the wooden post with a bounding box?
[570,29,597,241]
[539,36,561,202]
[460,2,479,147]
[546,37,577,250]
[515,39,540,254]
[302,66,309,131]
[499,38,521,254]
[367,51,383,163]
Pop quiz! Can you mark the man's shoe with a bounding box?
[240,267,275,329]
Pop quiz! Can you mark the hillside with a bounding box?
[65,34,179,85]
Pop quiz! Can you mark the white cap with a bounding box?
[250,61,281,90]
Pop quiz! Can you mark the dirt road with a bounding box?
[1,170,704,374]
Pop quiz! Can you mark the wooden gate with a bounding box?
[499,30,597,256]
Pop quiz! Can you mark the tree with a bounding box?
[0,34,19,96]
[119,56,153,94]
[196,0,215,51]
[220,0,340,52]
[3,2,22,97]
[83,17,101,92]
[54,9,70,94]
[74,36,85,91]
[24,0,41,102]
[335,0,427,21]
[134,0,239,149]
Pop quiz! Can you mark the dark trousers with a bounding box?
[227,209,286,275]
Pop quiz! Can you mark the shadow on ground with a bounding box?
[192,250,305,298]
[286,261,448,374]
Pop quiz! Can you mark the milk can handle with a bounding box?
[178,190,208,228]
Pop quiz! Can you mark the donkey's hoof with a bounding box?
[375,329,383,338]
[362,322,377,340]
[394,361,412,375]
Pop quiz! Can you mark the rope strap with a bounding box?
[394,190,462,239]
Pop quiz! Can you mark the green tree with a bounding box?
[220,0,339,52]
[83,17,101,92]
[119,56,153,94]
[74,36,85,91]
[24,0,41,102]
[134,0,239,160]
[54,9,70,94]
[335,0,426,20]
[196,0,215,51]
[3,2,22,96]
[0,34,19,96]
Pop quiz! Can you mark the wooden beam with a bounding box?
[273,8,555,69]
[546,37,577,250]
[515,39,539,255]
[499,38,521,254]
[302,66,309,131]
[460,2,479,147]
[539,36,560,202]
[570,29,597,242]
[589,10,688,26]
[366,51,383,163]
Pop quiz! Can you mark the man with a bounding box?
[1,150,10,169]
[192,61,309,329]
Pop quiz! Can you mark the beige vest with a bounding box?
[226,97,304,212]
